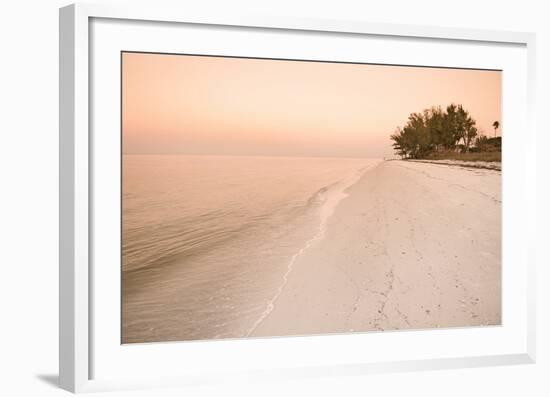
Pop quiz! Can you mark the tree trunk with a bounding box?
[463,136,470,153]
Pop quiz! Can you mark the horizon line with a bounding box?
[122,153,387,160]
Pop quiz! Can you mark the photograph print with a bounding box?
[122,52,501,344]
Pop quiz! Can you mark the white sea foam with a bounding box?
[246,162,378,336]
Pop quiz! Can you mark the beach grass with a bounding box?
[425,151,501,162]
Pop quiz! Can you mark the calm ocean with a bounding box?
[122,154,379,343]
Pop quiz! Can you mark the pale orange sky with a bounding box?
[122,52,501,158]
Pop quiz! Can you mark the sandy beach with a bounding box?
[250,160,501,337]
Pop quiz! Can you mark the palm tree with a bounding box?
[492,120,500,138]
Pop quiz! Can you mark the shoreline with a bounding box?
[250,160,501,337]
[246,161,381,336]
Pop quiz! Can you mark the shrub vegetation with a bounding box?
[390,104,501,162]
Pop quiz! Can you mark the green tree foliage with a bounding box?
[475,135,501,152]
[390,103,486,159]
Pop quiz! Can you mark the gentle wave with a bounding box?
[122,155,380,342]
[246,164,374,336]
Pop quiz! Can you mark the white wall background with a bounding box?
[0,0,547,396]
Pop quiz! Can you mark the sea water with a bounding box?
[122,154,379,343]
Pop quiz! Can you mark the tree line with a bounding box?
[390,104,500,159]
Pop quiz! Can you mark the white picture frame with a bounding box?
[59,3,537,393]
